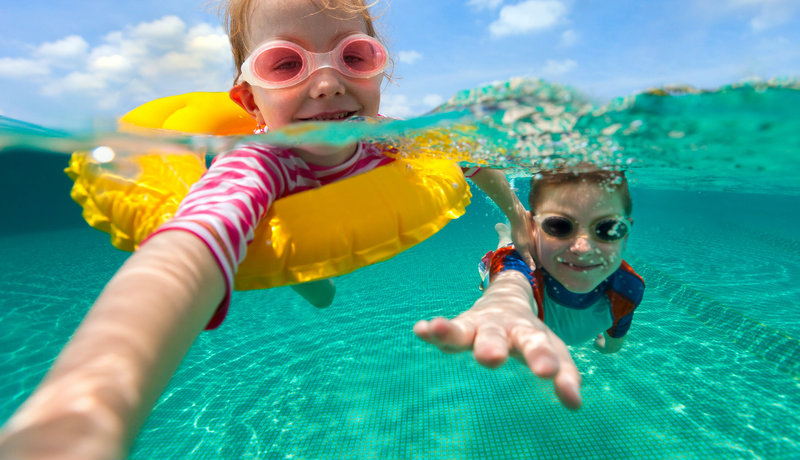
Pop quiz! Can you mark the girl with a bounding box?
[0,1,528,458]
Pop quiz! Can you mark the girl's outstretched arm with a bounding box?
[0,230,225,460]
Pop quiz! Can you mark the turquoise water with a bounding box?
[1,79,799,458]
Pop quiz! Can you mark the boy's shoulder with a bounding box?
[607,261,645,306]
[487,245,532,277]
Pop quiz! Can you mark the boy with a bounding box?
[414,167,645,410]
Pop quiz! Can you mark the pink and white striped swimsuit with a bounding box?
[150,141,394,328]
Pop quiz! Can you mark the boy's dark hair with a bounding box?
[528,167,633,216]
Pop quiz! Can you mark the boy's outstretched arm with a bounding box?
[413,270,582,409]
[468,169,534,267]
[0,230,225,460]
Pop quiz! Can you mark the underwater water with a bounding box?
[0,78,799,459]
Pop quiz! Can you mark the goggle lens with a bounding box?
[252,46,305,83]
[341,38,386,74]
[594,218,629,242]
[539,216,629,242]
[541,216,574,238]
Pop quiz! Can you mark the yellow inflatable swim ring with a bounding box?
[66,92,471,290]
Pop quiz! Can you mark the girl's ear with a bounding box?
[229,83,265,126]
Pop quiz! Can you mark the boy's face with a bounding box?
[531,181,629,293]
[229,0,382,162]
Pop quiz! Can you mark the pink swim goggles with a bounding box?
[238,33,388,89]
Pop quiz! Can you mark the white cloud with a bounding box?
[423,94,445,107]
[489,0,568,37]
[469,0,504,9]
[397,50,423,64]
[560,29,579,46]
[41,71,107,100]
[35,35,89,64]
[187,25,231,55]
[0,15,233,114]
[711,0,798,31]
[0,57,50,78]
[747,2,796,30]
[380,93,415,119]
[131,15,187,46]
[90,54,132,74]
[540,58,576,76]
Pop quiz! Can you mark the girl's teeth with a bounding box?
[311,112,349,121]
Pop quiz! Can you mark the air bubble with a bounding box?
[91,146,116,163]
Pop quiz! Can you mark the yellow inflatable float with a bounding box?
[66,92,471,290]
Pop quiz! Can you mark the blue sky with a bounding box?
[1,0,798,129]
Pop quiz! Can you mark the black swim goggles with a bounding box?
[532,213,631,243]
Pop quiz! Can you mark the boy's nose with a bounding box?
[569,235,594,255]
[308,68,346,98]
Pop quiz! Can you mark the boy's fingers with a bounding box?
[517,242,536,269]
[416,317,583,409]
[511,326,560,379]
[522,253,536,270]
[552,346,582,409]
[526,332,581,409]
[554,371,583,410]
[472,323,510,368]
[413,320,434,342]
[511,327,583,409]
[424,317,476,352]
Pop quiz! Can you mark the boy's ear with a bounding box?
[622,217,633,251]
[526,210,536,236]
[229,83,265,126]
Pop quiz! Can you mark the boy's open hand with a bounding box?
[413,271,582,409]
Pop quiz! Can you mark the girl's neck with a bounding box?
[292,142,359,167]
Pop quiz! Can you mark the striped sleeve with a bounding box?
[146,145,295,328]
[462,166,482,178]
[144,142,392,329]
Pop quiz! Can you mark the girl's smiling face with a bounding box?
[531,181,630,293]
[229,0,383,164]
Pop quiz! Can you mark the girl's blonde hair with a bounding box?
[222,0,381,84]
